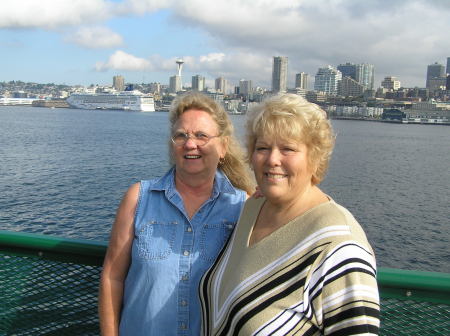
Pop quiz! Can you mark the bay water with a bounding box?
[1,106,449,272]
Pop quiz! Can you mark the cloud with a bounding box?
[95,50,151,71]
[0,0,114,29]
[65,26,124,49]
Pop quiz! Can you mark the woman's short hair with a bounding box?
[169,91,254,194]
[246,93,335,185]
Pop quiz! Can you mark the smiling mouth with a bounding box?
[265,173,287,179]
[184,155,201,159]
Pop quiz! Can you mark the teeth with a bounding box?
[266,173,286,179]
[185,155,201,159]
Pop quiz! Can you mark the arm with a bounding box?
[99,183,140,336]
[313,243,380,335]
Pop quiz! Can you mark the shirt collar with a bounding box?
[150,166,237,197]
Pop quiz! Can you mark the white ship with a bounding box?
[67,90,155,112]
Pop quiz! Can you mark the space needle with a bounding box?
[176,59,184,77]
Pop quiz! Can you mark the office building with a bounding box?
[113,75,125,91]
[446,57,450,75]
[272,56,288,93]
[381,76,401,90]
[295,72,308,90]
[239,79,253,96]
[314,65,342,95]
[338,76,364,97]
[169,75,182,93]
[337,63,374,90]
[192,75,205,91]
[215,77,227,94]
[426,62,445,89]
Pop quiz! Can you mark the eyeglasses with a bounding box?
[171,131,220,146]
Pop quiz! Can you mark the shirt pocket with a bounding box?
[137,220,178,260]
[200,220,235,263]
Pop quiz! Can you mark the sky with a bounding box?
[1,0,449,89]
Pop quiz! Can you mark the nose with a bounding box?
[266,148,281,166]
[184,136,198,149]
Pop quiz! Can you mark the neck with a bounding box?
[175,170,215,197]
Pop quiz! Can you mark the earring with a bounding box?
[219,157,225,166]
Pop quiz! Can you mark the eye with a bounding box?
[173,132,188,140]
[194,131,209,140]
[255,146,268,152]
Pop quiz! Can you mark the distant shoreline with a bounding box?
[330,116,450,126]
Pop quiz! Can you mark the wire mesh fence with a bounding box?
[1,231,449,335]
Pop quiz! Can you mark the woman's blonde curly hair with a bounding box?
[246,93,335,185]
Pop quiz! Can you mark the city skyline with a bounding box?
[1,1,449,88]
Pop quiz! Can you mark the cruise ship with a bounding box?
[67,90,155,112]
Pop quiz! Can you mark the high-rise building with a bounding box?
[239,79,252,96]
[446,57,450,75]
[192,75,205,91]
[295,72,308,90]
[381,76,401,90]
[215,77,227,93]
[337,63,357,80]
[426,62,445,89]
[356,63,375,90]
[337,63,374,90]
[338,77,364,97]
[169,75,182,93]
[272,56,288,93]
[113,75,125,91]
[314,66,342,95]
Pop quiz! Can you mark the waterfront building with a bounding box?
[149,82,161,95]
[239,79,252,97]
[314,65,342,95]
[215,77,227,94]
[407,100,450,120]
[338,76,364,97]
[113,75,125,91]
[192,75,205,91]
[381,76,401,90]
[306,91,327,103]
[426,62,446,89]
[169,75,182,93]
[272,56,288,93]
[295,72,308,90]
[337,63,375,90]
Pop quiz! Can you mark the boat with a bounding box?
[1,229,449,335]
[66,90,155,112]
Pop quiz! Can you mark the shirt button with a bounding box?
[186,227,192,232]
[180,323,187,330]
[180,300,188,306]
[183,250,190,256]
[181,275,189,281]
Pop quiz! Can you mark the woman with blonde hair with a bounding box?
[200,94,380,335]
[99,92,253,335]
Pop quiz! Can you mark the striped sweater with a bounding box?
[200,197,380,335]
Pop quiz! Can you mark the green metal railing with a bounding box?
[1,230,449,335]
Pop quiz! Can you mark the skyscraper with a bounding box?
[215,77,227,93]
[169,76,181,93]
[272,56,288,93]
[426,62,446,91]
[239,79,252,96]
[192,75,205,91]
[295,72,308,90]
[446,57,450,75]
[314,66,342,95]
[113,75,125,91]
[337,63,374,90]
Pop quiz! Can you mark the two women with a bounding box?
[200,94,380,335]
[99,92,253,335]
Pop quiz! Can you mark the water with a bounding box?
[1,106,449,272]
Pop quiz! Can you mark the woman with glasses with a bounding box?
[99,92,253,335]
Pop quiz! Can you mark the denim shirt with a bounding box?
[119,167,246,336]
